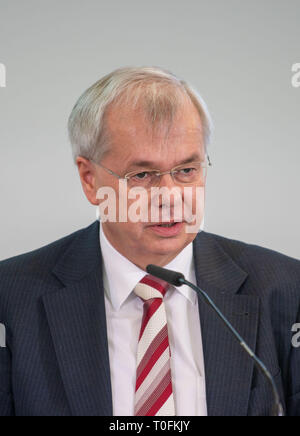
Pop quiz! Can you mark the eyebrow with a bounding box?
[127,153,204,170]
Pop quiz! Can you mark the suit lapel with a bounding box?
[193,232,260,416]
[42,221,113,416]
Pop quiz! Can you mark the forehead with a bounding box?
[105,97,203,144]
[103,98,205,169]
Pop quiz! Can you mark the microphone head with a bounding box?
[146,264,185,287]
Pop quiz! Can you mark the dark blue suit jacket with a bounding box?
[0,221,299,416]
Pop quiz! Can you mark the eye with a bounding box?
[133,171,150,180]
[179,167,196,175]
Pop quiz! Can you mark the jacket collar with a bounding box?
[52,222,248,292]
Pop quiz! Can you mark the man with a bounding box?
[0,67,299,416]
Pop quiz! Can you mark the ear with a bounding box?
[76,157,99,206]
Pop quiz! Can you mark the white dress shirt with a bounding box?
[100,222,207,416]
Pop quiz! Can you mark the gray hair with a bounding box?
[68,66,213,163]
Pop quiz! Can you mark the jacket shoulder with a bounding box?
[202,231,300,287]
[0,222,96,288]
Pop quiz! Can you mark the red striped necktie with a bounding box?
[133,274,175,416]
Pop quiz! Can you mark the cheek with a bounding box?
[104,221,145,245]
[182,186,205,215]
[95,171,112,190]
[116,185,152,224]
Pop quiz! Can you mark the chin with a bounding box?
[146,236,188,253]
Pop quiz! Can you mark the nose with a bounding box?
[158,172,176,189]
[157,173,184,215]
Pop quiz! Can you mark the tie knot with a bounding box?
[134,274,170,301]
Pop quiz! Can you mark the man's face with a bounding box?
[80,98,206,270]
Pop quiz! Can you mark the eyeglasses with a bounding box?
[92,156,212,189]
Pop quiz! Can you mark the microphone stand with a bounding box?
[147,264,284,417]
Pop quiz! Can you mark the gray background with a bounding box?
[0,0,299,261]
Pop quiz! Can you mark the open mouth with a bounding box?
[157,223,178,228]
[148,221,184,236]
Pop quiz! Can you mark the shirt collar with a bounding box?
[99,221,197,311]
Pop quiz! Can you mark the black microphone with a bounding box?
[146,264,284,417]
[147,264,185,287]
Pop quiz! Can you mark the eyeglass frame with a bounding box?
[91,155,212,185]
